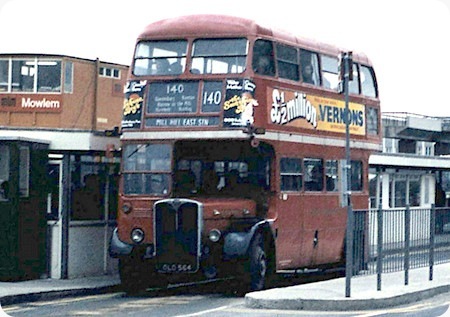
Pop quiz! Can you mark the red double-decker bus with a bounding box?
[109,14,381,292]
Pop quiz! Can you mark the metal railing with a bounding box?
[352,205,450,290]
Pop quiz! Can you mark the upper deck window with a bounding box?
[276,44,299,81]
[321,55,339,90]
[133,40,187,76]
[360,65,377,98]
[300,50,320,86]
[252,40,275,76]
[191,38,247,74]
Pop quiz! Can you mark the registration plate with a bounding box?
[158,263,194,273]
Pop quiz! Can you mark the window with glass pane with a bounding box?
[325,160,338,191]
[280,158,302,191]
[304,158,323,191]
[19,146,30,197]
[123,143,171,195]
[321,55,339,90]
[252,40,275,76]
[123,144,171,171]
[191,38,247,74]
[276,44,299,81]
[349,63,359,94]
[133,40,187,76]
[360,65,377,97]
[409,176,421,206]
[12,60,35,92]
[0,60,9,92]
[367,107,379,135]
[350,160,363,191]
[64,61,73,93]
[300,50,320,85]
[0,145,10,201]
[37,60,61,92]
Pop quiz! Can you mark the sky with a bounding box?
[0,0,449,117]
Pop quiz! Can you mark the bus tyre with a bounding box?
[249,234,268,291]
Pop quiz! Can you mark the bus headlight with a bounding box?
[131,228,145,243]
[208,229,221,242]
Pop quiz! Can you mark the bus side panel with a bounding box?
[275,194,347,269]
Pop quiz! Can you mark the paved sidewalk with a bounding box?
[245,263,450,311]
[0,275,120,306]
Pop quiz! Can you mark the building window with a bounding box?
[99,66,120,79]
[64,61,73,93]
[383,138,399,153]
[19,146,30,197]
[280,157,302,191]
[416,141,435,156]
[13,59,35,92]
[389,174,421,208]
[304,158,323,191]
[0,145,10,201]
[0,58,62,93]
[0,59,9,92]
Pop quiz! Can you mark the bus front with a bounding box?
[110,33,275,292]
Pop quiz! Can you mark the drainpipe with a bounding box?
[92,58,99,131]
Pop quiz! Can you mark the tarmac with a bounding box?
[1,264,450,312]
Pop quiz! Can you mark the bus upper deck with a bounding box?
[122,14,380,147]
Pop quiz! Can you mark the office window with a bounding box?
[64,61,73,93]
[0,59,9,92]
[99,66,120,78]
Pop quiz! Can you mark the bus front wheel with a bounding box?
[249,233,268,291]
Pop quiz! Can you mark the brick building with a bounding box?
[0,54,128,280]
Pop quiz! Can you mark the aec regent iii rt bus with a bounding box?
[109,14,381,292]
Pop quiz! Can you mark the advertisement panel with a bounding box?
[269,88,366,135]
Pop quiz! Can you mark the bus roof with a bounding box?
[138,14,372,65]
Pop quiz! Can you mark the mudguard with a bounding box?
[223,220,273,259]
[109,228,133,257]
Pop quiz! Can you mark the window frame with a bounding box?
[280,157,302,192]
[191,38,248,75]
[276,43,299,81]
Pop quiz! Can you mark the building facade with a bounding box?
[370,113,450,212]
[0,54,128,280]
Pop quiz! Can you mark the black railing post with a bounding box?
[429,204,436,281]
[404,205,410,286]
[377,203,383,291]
